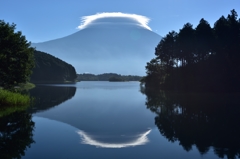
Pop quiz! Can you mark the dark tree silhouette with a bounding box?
[143,9,240,92]
[0,20,34,88]
[155,31,178,68]
[195,18,214,62]
[177,23,195,66]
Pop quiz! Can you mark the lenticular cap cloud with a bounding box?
[78,12,152,31]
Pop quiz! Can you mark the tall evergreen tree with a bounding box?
[226,9,240,58]
[195,18,214,62]
[155,31,178,67]
[213,16,229,58]
[177,23,195,66]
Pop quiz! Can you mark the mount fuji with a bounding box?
[31,13,162,75]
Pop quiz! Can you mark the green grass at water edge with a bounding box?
[0,89,32,107]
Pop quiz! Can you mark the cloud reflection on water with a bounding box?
[76,129,151,148]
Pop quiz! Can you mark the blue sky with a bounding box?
[1,0,239,43]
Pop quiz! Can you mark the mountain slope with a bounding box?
[32,23,162,75]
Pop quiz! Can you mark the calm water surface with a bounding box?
[1,82,240,159]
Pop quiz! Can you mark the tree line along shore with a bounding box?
[143,9,240,92]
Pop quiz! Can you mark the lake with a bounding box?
[1,81,240,159]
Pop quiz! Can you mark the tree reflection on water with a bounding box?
[0,85,76,159]
[28,85,76,113]
[142,87,240,159]
[0,111,35,159]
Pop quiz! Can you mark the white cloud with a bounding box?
[77,12,152,31]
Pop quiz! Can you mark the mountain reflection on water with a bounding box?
[0,111,35,159]
[28,82,155,149]
[142,87,240,159]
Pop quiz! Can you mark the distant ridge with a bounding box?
[77,73,142,81]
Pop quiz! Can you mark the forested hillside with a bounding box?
[77,73,142,81]
[30,50,77,83]
[144,9,240,92]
